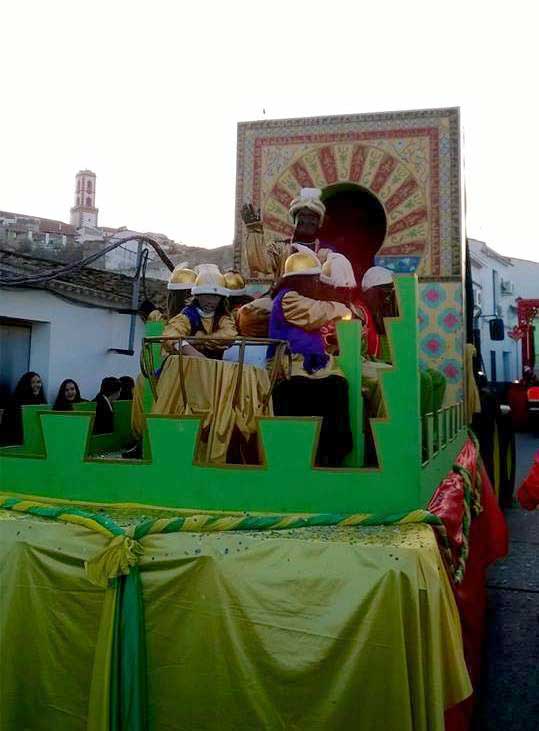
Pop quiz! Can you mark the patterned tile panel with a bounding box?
[234,108,462,279]
[418,281,465,405]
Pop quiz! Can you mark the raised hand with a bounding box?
[241,203,261,226]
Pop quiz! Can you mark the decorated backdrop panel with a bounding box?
[418,280,465,405]
[235,108,462,278]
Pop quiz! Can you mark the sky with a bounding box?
[1,0,538,262]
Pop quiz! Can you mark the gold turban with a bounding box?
[283,250,322,278]
[168,263,197,291]
[224,271,247,296]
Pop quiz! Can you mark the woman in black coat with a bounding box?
[2,372,47,445]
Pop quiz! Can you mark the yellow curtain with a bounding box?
[0,514,109,731]
[0,513,471,731]
[131,374,146,440]
[141,523,471,731]
[153,357,273,464]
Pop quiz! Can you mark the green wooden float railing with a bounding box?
[0,275,467,514]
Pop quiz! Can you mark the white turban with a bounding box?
[361,266,394,291]
[320,252,357,289]
[289,188,326,225]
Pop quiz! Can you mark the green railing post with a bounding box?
[336,320,364,467]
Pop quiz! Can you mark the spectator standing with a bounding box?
[119,376,135,400]
[94,377,121,435]
[53,379,85,411]
[2,372,47,445]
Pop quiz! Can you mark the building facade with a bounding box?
[0,249,166,401]
[469,239,539,382]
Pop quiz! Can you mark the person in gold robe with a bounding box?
[223,271,253,329]
[125,263,197,458]
[155,265,276,465]
[242,187,332,280]
[236,295,273,338]
[162,264,237,358]
[268,249,353,467]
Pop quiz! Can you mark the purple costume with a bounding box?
[268,289,330,374]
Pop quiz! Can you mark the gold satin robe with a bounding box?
[244,222,330,280]
[162,311,238,355]
[277,291,350,379]
[132,311,237,439]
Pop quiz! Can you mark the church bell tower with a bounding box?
[70,169,98,228]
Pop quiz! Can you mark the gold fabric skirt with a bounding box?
[152,356,273,464]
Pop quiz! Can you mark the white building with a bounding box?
[469,239,539,382]
[0,248,166,402]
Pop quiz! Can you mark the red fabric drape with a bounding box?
[517,450,539,510]
[430,443,508,731]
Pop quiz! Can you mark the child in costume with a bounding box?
[162,264,237,358]
[125,263,197,458]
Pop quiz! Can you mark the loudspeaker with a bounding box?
[489,318,505,341]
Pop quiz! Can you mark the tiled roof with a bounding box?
[0,210,76,235]
[38,219,77,235]
[0,248,167,310]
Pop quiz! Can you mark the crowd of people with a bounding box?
[0,373,135,446]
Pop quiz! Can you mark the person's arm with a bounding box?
[242,203,282,278]
[162,313,191,353]
[237,297,273,337]
[195,313,238,355]
[282,292,350,331]
[213,313,239,344]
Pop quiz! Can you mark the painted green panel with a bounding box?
[336,321,364,467]
[0,276,465,514]
[76,402,97,412]
[87,400,134,455]
[0,405,50,458]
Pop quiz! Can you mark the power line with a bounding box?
[0,234,173,288]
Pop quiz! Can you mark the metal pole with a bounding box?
[127,240,143,354]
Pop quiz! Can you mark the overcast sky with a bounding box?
[2,1,537,262]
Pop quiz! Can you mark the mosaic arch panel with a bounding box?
[234,108,462,279]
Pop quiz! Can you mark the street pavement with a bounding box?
[477,433,539,730]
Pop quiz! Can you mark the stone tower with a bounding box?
[70,169,98,228]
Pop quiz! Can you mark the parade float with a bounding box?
[0,108,508,731]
